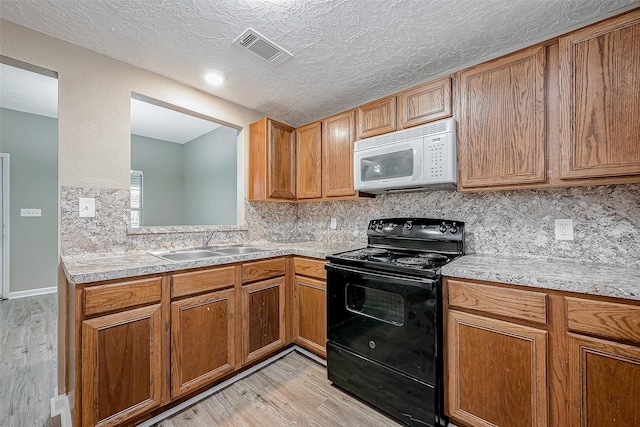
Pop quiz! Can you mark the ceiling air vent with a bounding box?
[232,28,293,66]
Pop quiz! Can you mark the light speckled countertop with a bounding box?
[61,241,359,285]
[441,254,640,301]
[63,243,640,302]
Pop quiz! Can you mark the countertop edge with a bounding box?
[441,254,640,302]
[62,243,359,285]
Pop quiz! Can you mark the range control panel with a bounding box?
[367,218,464,242]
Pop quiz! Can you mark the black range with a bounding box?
[325,218,464,427]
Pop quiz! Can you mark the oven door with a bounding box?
[326,263,438,384]
[354,138,424,192]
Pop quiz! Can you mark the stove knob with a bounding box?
[404,221,413,230]
[449,222,459,234]
[439,222,448,233]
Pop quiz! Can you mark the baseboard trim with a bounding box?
[138,345,323,427]
[9,286,57,299]
[51,387,72,427]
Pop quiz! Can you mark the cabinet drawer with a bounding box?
[172,266,236,299]
[294,257,327,280]
[83,277,162,316]
[447,279,548,324]
[243,258,286,283]
[566,297,640,344]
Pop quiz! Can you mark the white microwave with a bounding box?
[354,118,457,193]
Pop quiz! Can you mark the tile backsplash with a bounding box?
[61,184,640,267]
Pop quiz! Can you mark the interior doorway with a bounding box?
[0,56,58,298]
[0,153,9,299]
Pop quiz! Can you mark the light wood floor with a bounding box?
[0,293,60,427]
[157,351,403,427]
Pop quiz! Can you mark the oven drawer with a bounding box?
[327,342,437,427]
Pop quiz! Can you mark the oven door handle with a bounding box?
[326,263,437,287]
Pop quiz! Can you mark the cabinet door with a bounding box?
[559,10,640,179]
[568,334,640,427]
[170,289,236,399]
[398,77,452,129]
[356,96,397,139]
[241,276,286,364]
[458,46,546,188]
[82,304,162,427]
[293,275,326,357]
[248,118,296,201]
[447,310,548,427]
[267,119,297,199]
[322,110,356,197]
[296,121,323,199]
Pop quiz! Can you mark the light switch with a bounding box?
[330,218,337,229]
[79,198,96,217]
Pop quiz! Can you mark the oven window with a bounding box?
[345,284,404,326]
[360,149,414,181]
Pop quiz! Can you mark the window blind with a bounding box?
[131,170,143,228]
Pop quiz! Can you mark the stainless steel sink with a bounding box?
[150,245,274,262]
[150,249,224,262]
[213,246,273,255]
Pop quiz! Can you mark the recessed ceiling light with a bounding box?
[203,69,226,86]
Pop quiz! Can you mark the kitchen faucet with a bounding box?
[202,229,216,247]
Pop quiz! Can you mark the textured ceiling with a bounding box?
[1,0,638,127]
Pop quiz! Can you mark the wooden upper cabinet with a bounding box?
[356,96,397,139]
[559,9,640,180]
[398,76,452,129]
[249,117,296,200]
[322,110,356,197]
[295,121,323,199]
[458,45,547,189]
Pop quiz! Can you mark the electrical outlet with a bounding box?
[330,218,337,230]
[79,198,96,218]
[555,219,574,240]
[20,208,41,217]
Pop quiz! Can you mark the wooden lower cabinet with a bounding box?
[292,257,327,358]
[565,295,640,426]
[241,276,287,364]
[293,275,326,357]
[170,288,236,399]
[70,256,325,426]
[81,304,163,427]
[447,310,548,427]
[568,334,640,426]
[445,277,640,427]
